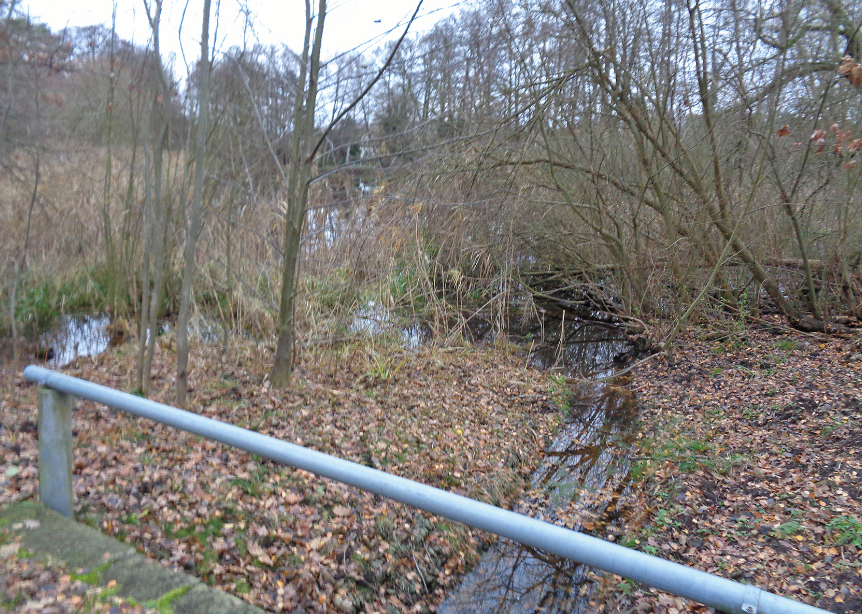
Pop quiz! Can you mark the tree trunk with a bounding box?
[137,0,172,397]
[271,0,326,387]
[177,0,212,407]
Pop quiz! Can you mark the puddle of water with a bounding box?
[536,382,636,507]
[446,311,633,378]
[439,321,638,614]
[349,301,432,348]
[350,301,390,336]
[36,311,255,370]
[39,314,112,368]
[160,315,227,344]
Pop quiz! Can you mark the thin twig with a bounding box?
[411,546,428,594]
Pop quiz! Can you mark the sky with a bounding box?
[23,0,466,71]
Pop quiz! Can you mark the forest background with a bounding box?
[2,0,862,395]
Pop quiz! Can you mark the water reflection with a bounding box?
[439,545,584,614]
[439,321,638,614]
[349,301,432,348]
[536,383,636,504]
[160,315,227,344]
[40,314,111,368]
[520,317,630,379]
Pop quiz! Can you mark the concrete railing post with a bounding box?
[37,387,74,517]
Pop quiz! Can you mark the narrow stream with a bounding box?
[439,317,638,614]
[30,308,640,613]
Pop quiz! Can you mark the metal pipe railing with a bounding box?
[23,365,831,614]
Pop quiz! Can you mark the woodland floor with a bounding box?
[596,321,862,614]
[0,338,559,613]
[0,321,860,614]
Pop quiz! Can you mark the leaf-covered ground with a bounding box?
[2,322,860,614]
[595,323,862,614]
[1,340,559,613]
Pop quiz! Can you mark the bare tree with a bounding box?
[137,0,174,395]
[270,1,424,386]
[176,0,213,407]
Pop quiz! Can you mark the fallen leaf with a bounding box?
[247,541,265,557]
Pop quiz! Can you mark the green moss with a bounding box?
[826,515,862,546]
[143,584,193,614]
[773,339,799,351]
[773,520,801,538]
[71,561,111,585]
[11,269,107,333]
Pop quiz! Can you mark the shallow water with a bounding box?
[349,301,432,348]
[33,313,236,370]
[438,319,638,614]
[521,318,630,379]
[40,314,112,368]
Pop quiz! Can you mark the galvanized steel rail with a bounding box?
[24,365,831,614]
